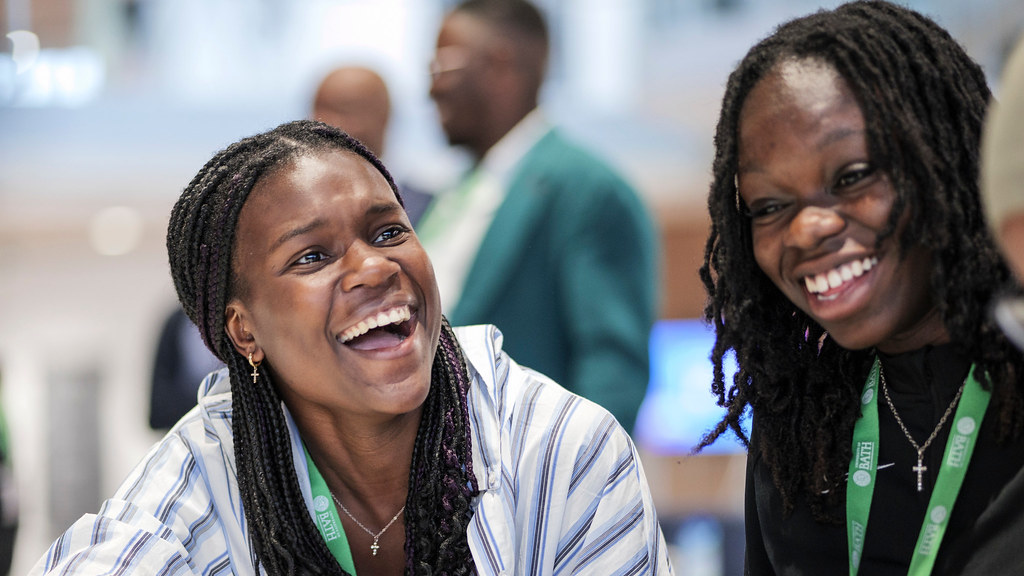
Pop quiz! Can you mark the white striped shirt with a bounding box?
[30,325,674,575]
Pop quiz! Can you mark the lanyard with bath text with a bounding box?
[304,445,358,574]
[846,358,990,576]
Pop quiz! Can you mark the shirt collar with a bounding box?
[478,108,551,186]
[199,366,231,397]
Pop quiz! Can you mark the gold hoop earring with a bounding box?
[248,351,262,383]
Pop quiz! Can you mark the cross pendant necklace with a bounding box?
[912,453,928,492]
[331,493,405,557]
[880,365,965,492]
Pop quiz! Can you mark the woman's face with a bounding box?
[735,58,947,354]
[226,149,441,420]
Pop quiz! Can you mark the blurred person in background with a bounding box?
[148,307,223,429]
[422,0,657,433]
[697,1,1024,573]
[982,34,1024,350]
[312,65,433,226]
[30,120,673,575]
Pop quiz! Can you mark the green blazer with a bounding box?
[449,129,658,432]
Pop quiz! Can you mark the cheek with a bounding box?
[854,179,899,228]
[861,199,895,230]
[254,280,330,327]
[750,230,781,283]
[420,261,442,319]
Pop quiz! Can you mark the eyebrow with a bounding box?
[268,201,403,250]
[738,126,866,176]
[818,127,862,149]
[271,218,326,251]
[367,201,402,217]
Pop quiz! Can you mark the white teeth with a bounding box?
[816,275,830,293]
[827,270,842,289]
[804,257,878,294]
[339,305,412,343]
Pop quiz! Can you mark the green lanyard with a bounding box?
[846,358,990,576]
[415,168,481,244]
[304,445,357,574]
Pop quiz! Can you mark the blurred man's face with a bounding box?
[312,68,390,157]
[429,11,493,149]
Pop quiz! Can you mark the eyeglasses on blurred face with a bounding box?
[429,46,469,78]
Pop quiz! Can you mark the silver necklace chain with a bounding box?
[879,365,965,492]
[330,493,405,557]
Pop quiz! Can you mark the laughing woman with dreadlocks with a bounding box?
[30,119,673,575]
[699,1,1024,575]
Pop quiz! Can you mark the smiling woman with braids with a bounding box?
[698,1,1024,574]
[29,119,672,575]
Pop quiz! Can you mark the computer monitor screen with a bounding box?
[633,318,748,455]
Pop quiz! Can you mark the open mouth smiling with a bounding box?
[338,305,414,349]
[803,256,878,300]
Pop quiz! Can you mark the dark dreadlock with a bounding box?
[166,119,479,574]
[698,0,1024,521]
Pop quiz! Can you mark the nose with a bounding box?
[429,47,467,98]
[428,67,449,102]
[340,243,400,292]
[428,74,441,101]
[785,205,846,251]
[428,59,443,100]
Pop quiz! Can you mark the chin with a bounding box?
[391,372,433,412]
[823,327,883,352]
[830,337,875,352]
[440,126,468,148]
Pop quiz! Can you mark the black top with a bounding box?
[744,343,1024,575]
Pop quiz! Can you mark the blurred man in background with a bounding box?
[312,65,433,225]
[311,66,390,159]
[149,308,223,430]
[422,0,657,432]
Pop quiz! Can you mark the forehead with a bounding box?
[240,150,397,233]
[742,58,857,125]
[437,10,495,49]
[738,58,863,157]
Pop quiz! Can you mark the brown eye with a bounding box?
[373,225,409,244]
[294,251,326,266]
[747,199,791,224]
[834,163,875,189]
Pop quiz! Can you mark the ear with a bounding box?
[224,299,263,362]
[486,44,525,99]
[488,43,518,78]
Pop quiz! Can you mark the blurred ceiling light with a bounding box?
[88,206,144,256]
[0,39,104,107]
[7,30,40,74]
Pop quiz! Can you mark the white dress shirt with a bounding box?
[30,325,674,575]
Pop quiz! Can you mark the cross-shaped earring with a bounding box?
[248,351,262,383]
